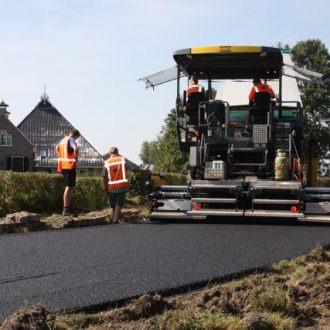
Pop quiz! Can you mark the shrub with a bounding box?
[4,172,64,214]
[128,172,152,197]
[0,171,108,216]
[128,172,187,197]
[71,176,108,213]
[0,171,188,216]
[0,172,7,216]
[164,173,187,185]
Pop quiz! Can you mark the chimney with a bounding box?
[0,100,10,118]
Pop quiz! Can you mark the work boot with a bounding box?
[62,207,74,217]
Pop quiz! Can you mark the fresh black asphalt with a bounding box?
[0,221,329,319]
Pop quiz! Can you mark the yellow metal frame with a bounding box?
[191,45,262,55]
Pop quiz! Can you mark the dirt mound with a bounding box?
[104,294,173,322]
[0,306,48,330]
[5,212,41,225]
[299,245,329,263]
[241,312,273,330]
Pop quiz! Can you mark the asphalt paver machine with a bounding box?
[140,45,330,223]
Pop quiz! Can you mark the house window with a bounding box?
[0,130,12,146]
[40,147,48,158]
[7,134,12,146]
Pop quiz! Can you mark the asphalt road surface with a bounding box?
[0,221,330,319]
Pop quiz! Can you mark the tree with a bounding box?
[291,39,330,156]
[155,109,189,173]
[140,109,189,173]
[139,141,158,165]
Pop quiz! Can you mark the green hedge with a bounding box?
[163,173,187,185]
[0,171,188,217]
[128,172,187,197]
[128,172,152,197]
[0,172,108,216]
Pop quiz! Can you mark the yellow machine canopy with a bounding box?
[173,45,283,80]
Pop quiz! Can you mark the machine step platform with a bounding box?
[245,210,303,218]
[149,211,192,220]
[250,180,302,190]
[250,181,301,190]
[192,197,236,203]
[191,180,240,189]
[299,215,330,224]
[253,199,300,205]
[188,209,244,216]
[150,210,330,223]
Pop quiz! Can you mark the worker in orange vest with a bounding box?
[103,147,143,223]
[56,129,80,216]
[186,75,205,97]
[248,78,276,102]
[243,78,276,135]
[184,75,205,135]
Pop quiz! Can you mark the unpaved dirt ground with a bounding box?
[0,196,149,235]
[1,245,328,330]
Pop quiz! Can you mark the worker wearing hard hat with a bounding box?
[248,78,276,102]
[57,129,80,216]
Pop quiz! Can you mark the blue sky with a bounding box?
[1,0,329,163]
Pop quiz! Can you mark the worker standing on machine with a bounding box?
[248,78,275,102]
[57,129,80,216]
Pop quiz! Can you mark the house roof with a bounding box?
[18,96,103,168]
[0,100,9,107]
[0,113,33,147]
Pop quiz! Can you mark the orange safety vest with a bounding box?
[104,156,129,190]
[249,83,275,101]
[57,136,77,172]
[186,84,204,96]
